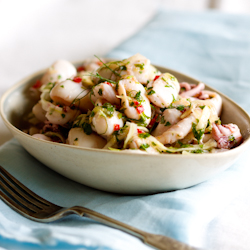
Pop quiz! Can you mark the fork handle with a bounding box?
[68,206,201,250]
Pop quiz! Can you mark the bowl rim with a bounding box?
[1,60,250,159]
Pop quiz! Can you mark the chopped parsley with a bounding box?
[138,133,150,139]
[148,89,155,95]
[134,91,143,102]
[192,123,204,143]
[150,104,156,110]
[206,119,211,128]
[61,114,66,118]
[119,65,127,71]
[161,77,168,83]
[176,105,185,111]
[160,107,167,112]
[165,121,171,126]
[228,135,235,142]
[102,102,115,117]
[215,119,221,125]
[98,88,103,96]
[130,101,135,107]
[191,149,204,154]
[177,140,191,148]
[139,143,150,151]
[138,112,150,126]
[134,63,145,70]
[165,84,173,88]
[82,122,92,135]
[160,116,165,124]
[162,77,173,88]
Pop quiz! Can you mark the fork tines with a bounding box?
[0,165,60,218]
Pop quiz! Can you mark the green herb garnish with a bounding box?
[192,123,204,144]
[134,63,145,70]
[98,88,103,96]
[82,122,92,135]
[102,102,115,117]
[148,90,155,95]
[177,105,185,111]
[139,143,150,151]
[138,133,150,139]
[165,121,171,126]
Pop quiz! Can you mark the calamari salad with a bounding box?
[24,53,243,154]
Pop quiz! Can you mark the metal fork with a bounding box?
[0,165,201,250]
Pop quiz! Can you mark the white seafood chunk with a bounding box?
[212,123,243,149]
[32,102,47,122]
[199,90,222,116]
[41,60,77,86]
[91,81,120,105]
[68,128,106,148]
[152,109,182,137]
[96,53,159,85]
[118,76,151,126]
[181,83,222,116]
[45,104,80,126]
[147,73,180,108]
[90,103,124,138]
[50,79,93,112]
[120,53,157,84]
[124,125,165,154]
[156,113,196,144]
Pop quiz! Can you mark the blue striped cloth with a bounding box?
[1,10,250,250]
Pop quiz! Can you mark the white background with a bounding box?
[1,1,250,249]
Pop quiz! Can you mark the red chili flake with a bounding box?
[137,129,143,134]
[73,77,82,83]
[77,66,85,72]
[181,108,186,114]
[154,75,160,81]
[136,105,144,114]
[148,114,159,129]
[63,106,68,112]
[32,80,42,89]
[114,104,121,110]
[106,81,112,86]
[134,101,139,106]
[114,124,120,131]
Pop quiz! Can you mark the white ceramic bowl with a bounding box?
[1,62,250,194]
